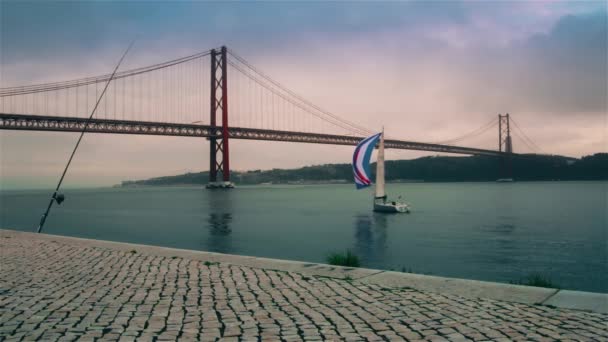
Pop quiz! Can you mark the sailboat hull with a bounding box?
[373,201,410,213]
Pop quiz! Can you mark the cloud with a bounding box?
[477,10,607,114]
[0,2,606,189]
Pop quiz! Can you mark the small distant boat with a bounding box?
[206,181,235,189]
[352,129,410,213]
[496,178,514,182]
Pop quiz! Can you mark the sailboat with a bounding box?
[352,130,410,213]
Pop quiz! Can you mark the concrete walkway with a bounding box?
[1,229,606,341]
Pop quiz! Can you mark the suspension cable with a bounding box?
[0,49,213,97]
[431,117,498,145]
[510,117,544,153]
[228,60,370,136]
[227,49,373,136]
[511,128,538,153]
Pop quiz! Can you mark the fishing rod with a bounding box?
[37,41,135,234]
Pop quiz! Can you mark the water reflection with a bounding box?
[205,190,233,253]
[480,223,515,234]
[476,222,517,265]
[353,213,388,267]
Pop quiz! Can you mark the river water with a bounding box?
[1,181,606,293]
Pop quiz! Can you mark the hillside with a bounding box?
[121,153,608,187]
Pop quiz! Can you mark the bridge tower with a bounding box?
[498,113,513,180]
[499,113,513,153]
[207,46,234,189]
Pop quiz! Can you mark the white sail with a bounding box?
[375,131,386,199]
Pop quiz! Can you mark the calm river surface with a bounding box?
[1,182,606,293]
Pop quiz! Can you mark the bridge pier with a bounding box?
[207,46,234,189]
[498,113,514,181]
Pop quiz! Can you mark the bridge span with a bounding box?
[0,46,543,185]
[0,113,504,157]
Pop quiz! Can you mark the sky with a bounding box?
[0,0,606,189]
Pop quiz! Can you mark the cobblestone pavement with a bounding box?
[1,235,607,342]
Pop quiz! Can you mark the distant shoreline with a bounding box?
[119,154,607,188]
[116,179,605,188]
[117,180,426,188]
[2,179,606,192]
[2,154,605,191]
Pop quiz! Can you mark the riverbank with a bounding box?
[1,229,606,341]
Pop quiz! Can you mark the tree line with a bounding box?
[121,153,607,186]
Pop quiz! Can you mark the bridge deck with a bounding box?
[0,113,505,156]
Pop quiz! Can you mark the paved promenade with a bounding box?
[1,230,607,341]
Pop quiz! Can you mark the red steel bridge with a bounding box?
[0,46,543,185]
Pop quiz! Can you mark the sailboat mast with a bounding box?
[375,128,386,199]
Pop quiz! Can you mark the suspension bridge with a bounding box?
[0,46,544,187]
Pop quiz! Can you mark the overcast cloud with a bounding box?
[1,1,606,189]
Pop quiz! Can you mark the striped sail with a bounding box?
[352,133,381,189]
